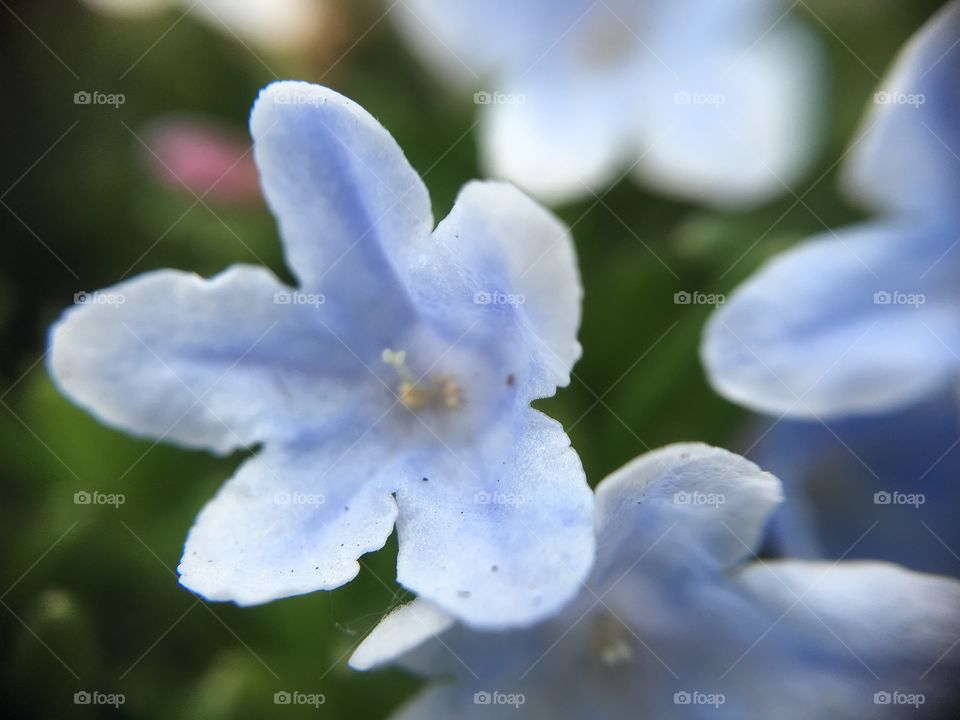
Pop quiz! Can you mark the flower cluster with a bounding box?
[46,2,960,717]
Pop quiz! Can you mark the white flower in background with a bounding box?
[80,0,326,53]
[352,444,960,719]
[392,0,823,207]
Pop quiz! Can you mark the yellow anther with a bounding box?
[382,349,463,411]
[398,381,430,410]
[593,614,634,666]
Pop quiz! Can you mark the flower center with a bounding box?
[382,349,462,411]
[592,613,635,666]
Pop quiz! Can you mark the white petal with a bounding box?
[479,68,634,204]
[349,600,454,671]
[635,5,822,207]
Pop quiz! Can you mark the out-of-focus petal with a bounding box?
[751,394,960,578]
[191,0,325,52]
[635,6,822,207]
[738,559,960,715]
[703,221,960,417]
[593,442,781,582]
[391,0,576,86]
[478,63,637,204]
[842,0,960,217]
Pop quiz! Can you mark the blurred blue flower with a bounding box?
[351,444,960,719]
[393,0,822,207]
[48,81,595,630]
[704,1,960,418]
[751,393,960,579]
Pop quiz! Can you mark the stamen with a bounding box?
[382,348,462,411]
[593,614,635,666]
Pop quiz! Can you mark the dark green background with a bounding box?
[0,1,948,717]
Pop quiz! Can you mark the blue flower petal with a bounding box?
[593,443,781,581]
[736,560,960,712]
[48,265,367,455]
[251,81,433,346]
[394,409,594,629]
[703,221,959,417]
[842,0,960,217]
[414,181,582,397]
[752,394,960,578]
[178,438,399,605]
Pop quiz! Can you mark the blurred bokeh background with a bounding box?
[0,0,951,717]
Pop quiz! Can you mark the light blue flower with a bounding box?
[703,1,960,418]
[351,444,960,719]
[751,393,960,579]
[392,0,822,207]
[47,81,595,629]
